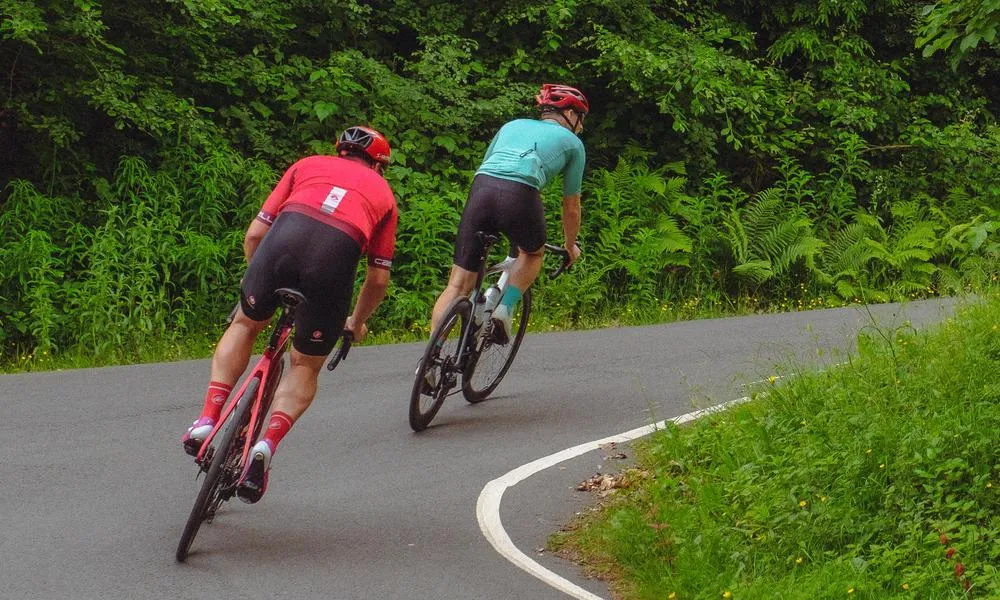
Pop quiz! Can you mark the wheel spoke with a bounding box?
[176,379,259,561]
[409,298,470,431]
[462,287,530,402]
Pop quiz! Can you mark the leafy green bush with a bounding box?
[2,0,999,366]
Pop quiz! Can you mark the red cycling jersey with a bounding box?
[257,155,399,269]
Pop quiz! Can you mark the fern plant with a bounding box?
[819,217,883,302]
[721,187,824,294]
[562,155,694,314]
[935,214,999,293]
[819,204,943,302]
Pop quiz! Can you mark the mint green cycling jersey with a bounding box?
[475,119,586,196]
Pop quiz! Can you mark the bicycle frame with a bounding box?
[444,238,569,383]
[458,239,573,366]
[194,308,295,469]
[445,237,505,378]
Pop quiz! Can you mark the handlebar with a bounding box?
[326,330,354,371]
[542,242,581,279]
[226,302,240,325]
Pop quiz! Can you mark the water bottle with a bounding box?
[483,285,502,315]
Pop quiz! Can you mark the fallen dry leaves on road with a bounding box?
[576,467,651,497]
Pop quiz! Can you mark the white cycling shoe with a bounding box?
[490,304,513,345]
[236,440,273,504]
[181,416,216,456]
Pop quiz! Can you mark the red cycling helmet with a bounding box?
[336,126,391,166]
[535,83,589,114]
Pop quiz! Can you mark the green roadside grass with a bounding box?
[550,292,1000,599]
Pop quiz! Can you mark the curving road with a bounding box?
[0,299,957,600]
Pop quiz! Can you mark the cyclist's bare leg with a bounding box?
[430,265,477,331]
[506,248,543,292]
[184,307,269,450]
[235,349,324,502]
[268,349,326,422]
[488,248,543,345]
[210,307,269,387]
[234,350,324,502]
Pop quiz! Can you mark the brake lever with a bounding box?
[326,330,354,371]
[546,242,581,279]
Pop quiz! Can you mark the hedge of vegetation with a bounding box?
[1,0,997,366]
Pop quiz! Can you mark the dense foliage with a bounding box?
[1,0,998,364]
[918,0,1000,64]
[551,295,1000,598]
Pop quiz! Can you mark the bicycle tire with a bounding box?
[462,287,531,403]
[409,297,470,432]
[176,377,259,562]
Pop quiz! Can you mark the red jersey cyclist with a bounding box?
[181,126,398,503]
[429,84,587,341]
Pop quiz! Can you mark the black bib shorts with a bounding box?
[240,211,361,356]
[453,174,546,271]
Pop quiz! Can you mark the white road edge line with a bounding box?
[476,396,751,600]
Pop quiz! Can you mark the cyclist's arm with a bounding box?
[347,201,396,340]
[560,140,585,263]
[561,193,581,262]
[245,161,299,261]
[347,267,389,341]
[243,220,270,262]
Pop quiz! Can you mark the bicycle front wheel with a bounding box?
[176,377,258,562]
[462,288,531,403]
[409,297,470,432]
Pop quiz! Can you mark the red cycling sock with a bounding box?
[200,382,233,422]
[262,411,295,450]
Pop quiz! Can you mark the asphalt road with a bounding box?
[0,299,958,600]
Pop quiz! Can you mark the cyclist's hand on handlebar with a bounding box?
[566,242,582,265]
[345,315,368,343]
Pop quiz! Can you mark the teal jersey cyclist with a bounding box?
[430,83,588,343]
[476,117,586,197]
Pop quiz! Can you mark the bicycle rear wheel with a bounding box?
[176,377,258,562]
[410,297,470,432]
[462,288,531,403]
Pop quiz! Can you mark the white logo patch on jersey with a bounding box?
[321,186,348,215]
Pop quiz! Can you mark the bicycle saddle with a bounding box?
[275,288,306,307]
[475,231,500,247]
